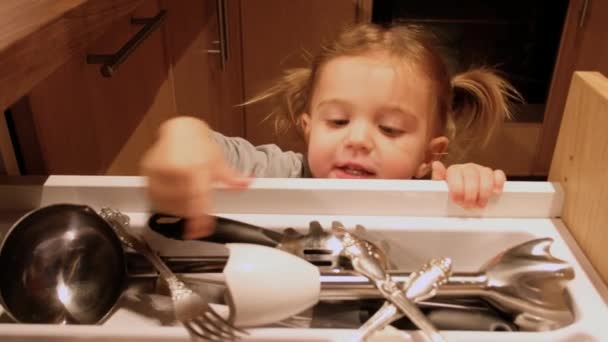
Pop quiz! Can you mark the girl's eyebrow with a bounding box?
[315,98,352,110]
[316,100,418,124]
[381,105,419,124]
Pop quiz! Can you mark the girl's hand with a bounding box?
[140,117,251,239]
[431,161,505,209]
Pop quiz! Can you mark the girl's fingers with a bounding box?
[446,165,464,204]
[477,168,494,208]
[461,165,480,208]
[493,169,507,195]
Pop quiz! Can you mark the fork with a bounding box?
[101,208,248,341]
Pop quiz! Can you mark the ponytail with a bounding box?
[243,67,312,137]
[447,67,522,158]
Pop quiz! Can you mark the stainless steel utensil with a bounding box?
[320,238,575,331]
[426,308,516,331]
[146,216,575,331]
[331,222,445,342]
[101,208,247,340]
[133,237,575,331]
[353,258,452,341]
[0,204,126,324]
[148,214,381,270]
[279,221,346,269]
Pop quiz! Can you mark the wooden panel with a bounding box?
[0,0,146,175]
[549,71,608,285]
[240,0,358,153]
[465,122,541,176]
[19,0,176,175]
[534,0,608,175]
[0,0,144,111]
[0,111,17,175]
[159,0,244,137]
[5,98,46,174]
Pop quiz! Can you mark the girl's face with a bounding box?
[301,55,448,179]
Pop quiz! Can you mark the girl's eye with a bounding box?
[379,125,405,137]
[328,119,349,127]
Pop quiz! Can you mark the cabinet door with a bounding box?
[549,72,608,287]
[240,0,358,153]
[534,0,608,175]
[160,0,244,137]
[16,0,177,175]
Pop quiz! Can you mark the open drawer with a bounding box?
[0,176,607,341]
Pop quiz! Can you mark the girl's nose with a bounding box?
[344,121,374,152]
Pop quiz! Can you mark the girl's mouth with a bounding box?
[334,164,376,178]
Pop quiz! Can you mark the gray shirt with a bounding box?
[211,131,311,178]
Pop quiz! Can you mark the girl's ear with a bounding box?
[300,113,312,138]
[415,136,449,178]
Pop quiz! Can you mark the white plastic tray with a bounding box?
[0,176,607,341]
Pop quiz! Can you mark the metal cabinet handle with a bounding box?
[87,10,167,77]
[579,0,589,28]
[207,0,229,71]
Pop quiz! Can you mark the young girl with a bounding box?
[141,23,520,239]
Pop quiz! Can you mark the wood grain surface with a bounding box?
[550,71,608,286]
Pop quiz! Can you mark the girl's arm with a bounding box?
[211,131,306,178]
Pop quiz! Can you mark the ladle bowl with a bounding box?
[0,204,126,324]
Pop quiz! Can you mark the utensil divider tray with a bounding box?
[0,176,606,342]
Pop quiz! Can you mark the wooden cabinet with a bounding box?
[155,0,361,155]
[12,0,176,175]
[0,0,148,175]
[549,71,608,287]
[469,0,608,177]
[159,0,244,137]
[534,0,608,175]
[9,0,361,175]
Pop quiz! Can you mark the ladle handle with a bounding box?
[148,213,284,247]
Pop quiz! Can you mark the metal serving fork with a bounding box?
[101,208,248,341]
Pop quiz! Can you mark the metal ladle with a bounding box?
[0,204,127,324]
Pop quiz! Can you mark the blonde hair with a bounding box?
[246,23,522,160]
